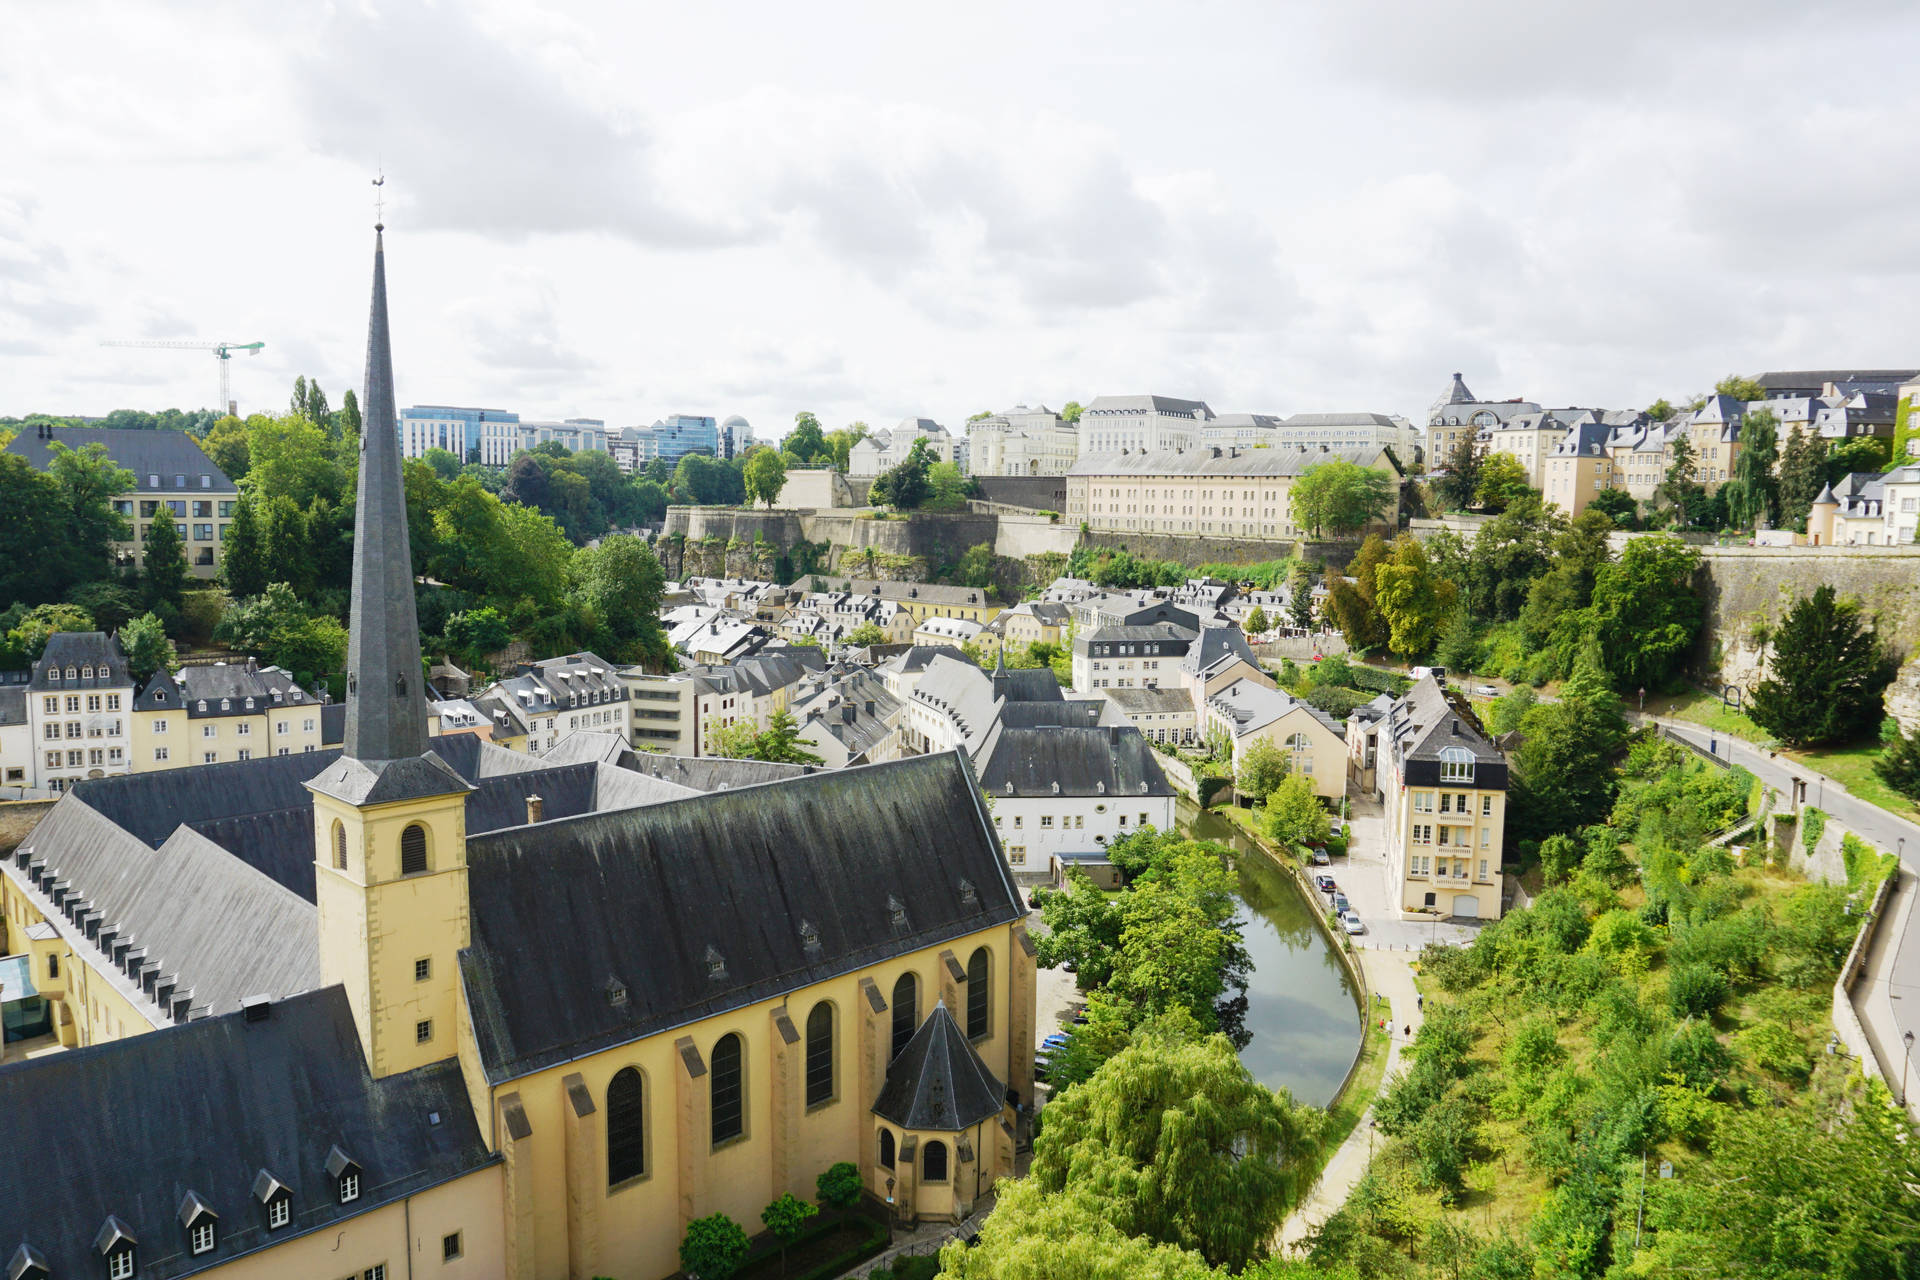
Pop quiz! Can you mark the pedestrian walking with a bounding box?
[1417,994,1424,1013]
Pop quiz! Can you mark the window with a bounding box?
[606,1066,647,1185]
[1439,748,1474,783]
[203,724,216,738]
[339,1170,360,1203]
[400,823,428,875]
[416,1019,432,1043]
[108,1249,134,1280]
[1008,845,1026,866]
[65,695,79,712]
[923,1139,949,1182]
[879,1129,896,1170]
[1481,795,1493,816]
[805,1002,835,1107]
[414,956,432,982]
[1479,859,1490,880]
[710,1033,744,1144]
[237,721,250,735]
[891,973,918,1060]
[442,1233,462,1262]
[190,1219,215,1255]
[106,694,120,711]
[268,1196,290,1229]
[203,751,217,764]
[151,718,166,732]
[1412,791,1433,813]
[333,820,348,870]
[365,1267,385,1280]
[1413,824,1433,844]
[966,947,990,1040]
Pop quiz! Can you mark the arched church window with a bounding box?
[891,973,917,1060]
[711,1033,744,1145]
[606,1067,646,1186]
[400,823,428,875]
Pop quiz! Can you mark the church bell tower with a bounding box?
[306,218,474,1079]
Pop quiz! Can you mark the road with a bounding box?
[1644,715,1920,1087]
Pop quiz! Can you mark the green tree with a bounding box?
[45,440,136,584]
[1775,423,1829,532]
[815,1161,862,1210]
[1587,487,1637,528]
[953,543,998,592]
[1586,533,1703,690]
[1244,605,1270,636]
[213,582,348,684]
[753,708,827,764]
[3,602,95,664]
[220,495,269,599]
[1825,436,1891,482]
[1236,738,1290,803]
[259,494,312,594]
[1472,453,1532,512]
[1288,564,1316,630]
[443,607,511,668]
[1466,494,1561,622]
[1373,535,1458,658]
[679,1212,750,1280]
[1439,436,1484,511]
[1260,773,1330,849]
[1660,433,1704,524]
[785,412,829,465]
[1323,536,1390,652]
[1748,585,1897,746]
[1715,373,1767,402]
[939,1177,1215,1280]
[1435,607,1479,673]
[1061,400,1085,423]
[1874,724,1920,803]
[760,1192,817,1277]
[336,387,361,441]
[140,511,189,611]
[1646,398,1676,422]
[1027,1020,1322,1271]
[1035,869,1125,989]
[568,535,668,664]
[1724,407,1779,530]
[844,622,888,646]
[242,412,341,508]
[1509,635,1628,840]
[743,448,788,508]
[117,612,175,682]
[872,437,935,510]
[0,455,80,605]
[1289,459,1395,537]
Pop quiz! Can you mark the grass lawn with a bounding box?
[1655,688,1771,743]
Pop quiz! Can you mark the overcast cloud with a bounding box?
[3,0,1916,436]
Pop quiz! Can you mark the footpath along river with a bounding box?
[1177,797,1364,1108]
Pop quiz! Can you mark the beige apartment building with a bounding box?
[133,660,327,770]
[1066,443,1399,539]
[5,424,238,578]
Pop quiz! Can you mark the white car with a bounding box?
[1475,684,1500,697]
[1340,911,1366,935]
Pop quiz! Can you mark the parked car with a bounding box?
[1027,888,1047,909]
[1333,893,1351,914]
[1314,874,1337,893]
[1042,1032,1071,1051]
[1475,684,1499,697]
[1341,912,1366,935]
[1310,848,1331,866]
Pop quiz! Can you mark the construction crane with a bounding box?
[99,339,267,417]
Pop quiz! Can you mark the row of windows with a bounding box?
[1409,855,1490,881]
[42,747,123,768]
[103,1167,374,1278]
[602,960,993,1187]
[42,666,118,684]
[40,694,122,713]
[42,720,124,740]
[1409,823,1492,849]
[1410,791,1492,816]
[994,810,1151,829]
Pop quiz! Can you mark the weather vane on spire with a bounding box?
[373,171,386,230]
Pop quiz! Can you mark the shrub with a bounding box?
[815,1161,862,1210]
[1737,1019,1809,1080]
[679,1212,750,1280]
[1667,962,1730,1019]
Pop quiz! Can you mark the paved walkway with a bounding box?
[1852,866,1919,1111]
[1332,797,1480,951]
[1278,948,1423,1251]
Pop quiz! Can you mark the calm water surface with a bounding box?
[1177,798,1363,1108]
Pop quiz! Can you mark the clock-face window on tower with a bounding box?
[400,823,428,875]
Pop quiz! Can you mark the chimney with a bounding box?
[241,994,272,1023]
[526,794,544,824]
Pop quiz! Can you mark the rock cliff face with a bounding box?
[1694,546,1920,731]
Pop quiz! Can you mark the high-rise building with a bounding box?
[396,405,520,465]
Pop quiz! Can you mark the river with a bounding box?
[1176,798,1364,1109]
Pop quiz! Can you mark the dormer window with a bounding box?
[94,1217,137,1280]
[82,665,94,678]
[253,1169,293,1229]
[325,1146,362,1204]
[704,946,727,980]
[178,1191,217,1256]
[244,697,254,709]
[1439,746,1475,783]
[154,691,165,703]
[220,699,230,711]
[65,667,76,680]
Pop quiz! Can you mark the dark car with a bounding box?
[1333,893,1351,914]
[1314,874,1337,893]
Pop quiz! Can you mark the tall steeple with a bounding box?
[344,226,430,764]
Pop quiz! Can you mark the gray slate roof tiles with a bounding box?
[871,1002,1006,1132]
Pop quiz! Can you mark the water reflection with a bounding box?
[1178,799,1362,1109]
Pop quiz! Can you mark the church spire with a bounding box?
[344,226,429,763]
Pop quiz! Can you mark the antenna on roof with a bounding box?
[372,169,386,230]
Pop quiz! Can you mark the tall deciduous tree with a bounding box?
[1661,433,1703,524]
[1776,423,1829,532]
[0,454,79,605]
[1472,453,1533,512]
[742,448,788,508]
[1289,459,1395,538]
[1510,634,1627,840]
[1026,1020,1322,1272]
[1373,535,1458,658]
[118,612,175,682]
[1235,737,1289,802]
[1260,773,1331,848]
[1586,533,1703,690]
[939,1177,1216,1280]
[1323,535,1391,653]
[45,440,135,583]
[1724,407,1779,530]
[1748,585,1897,747]
[784,411,829,465]
[1439,436,1485,511]
[140,509,189,610]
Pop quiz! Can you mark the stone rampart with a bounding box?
[0,799,56,855]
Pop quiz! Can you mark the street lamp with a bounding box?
[1904,1032,1914,1107]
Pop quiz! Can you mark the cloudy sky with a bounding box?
[5,1,1918,440]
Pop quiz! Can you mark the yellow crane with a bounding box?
[99,339,266,417]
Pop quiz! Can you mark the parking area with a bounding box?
[1316,796,1483,951]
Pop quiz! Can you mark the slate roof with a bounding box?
[1102,686,1195,716]
[1068,444,1391,477]
[1381,676,1507,789]
[618,754,814,791]
[3,426,235,492]
[458,751,1023,1083]
[1440,372,1476,405]
[974,723,1174,799]
[1282,412,1400,428]
[990,666,1065,705]
[135,661,315,716]
[1205,678,1344,736]
[1082,395,1215,418]
[1182,624,1261,678]
[810,578,993,609]
[1756,369,1919,395]
[0,986,490,1280]
[31,632,131,692]
[872,1002,1006,1132]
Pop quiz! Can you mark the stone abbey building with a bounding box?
[0,229,1036,1280]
